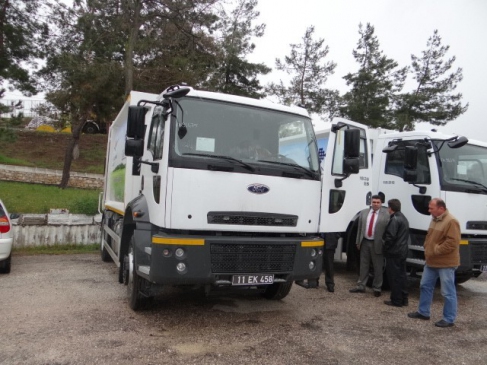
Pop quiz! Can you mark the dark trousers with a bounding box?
[385,257,408,305]
[323,249,335,287]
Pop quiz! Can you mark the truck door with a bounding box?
[319,118,371,233]
[141,106,169,223]
[376,137,440,232]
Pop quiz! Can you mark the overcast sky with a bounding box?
[4,0,485,141]
[249,0,486,140]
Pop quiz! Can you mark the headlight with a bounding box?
[309,261,315,270]
[175,248,185,258]
[310,248,317,257]
[176,262,187,273]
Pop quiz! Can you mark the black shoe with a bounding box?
[408,311,430,320]
[374,291,381,297]
[349,287,365,293]
[402,300,409,307]
[326,284,335,293]
[384,300,402,307]
[435,320,454,328]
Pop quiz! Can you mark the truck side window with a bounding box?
[148,108,165,160]
[385,142,431,184]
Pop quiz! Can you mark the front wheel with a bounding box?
[455,272,473,284]
[124,236,148,310]
[262,282,293,300]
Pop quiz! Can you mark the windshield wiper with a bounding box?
[257,159,317,178]
[450,178,487,191]
[182,153,255,171]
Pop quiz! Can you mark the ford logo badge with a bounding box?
[247,184,270,194]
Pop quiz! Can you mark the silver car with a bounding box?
[0,199,13,273]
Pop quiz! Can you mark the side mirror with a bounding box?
[127,106,148,139]
[448,136,468,149]
[403,146,418,182]
[178,125,187,139]
[404,146,418,169]
[125,139,144,157]
[343,128,360,175]
[403,168,418,183]
[344,128,360,158]
[343,158,360,174]
[163,85,191,99]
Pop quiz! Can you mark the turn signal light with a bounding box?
[0,217,10,233]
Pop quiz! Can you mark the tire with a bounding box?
[455,273,473,284]
[125,236,147,310]
[262,282,293,300]
[83,123,98,134]
[0,254,11,274]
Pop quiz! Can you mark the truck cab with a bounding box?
[372,130,487,281]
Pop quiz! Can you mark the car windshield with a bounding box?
[171,97,319,174]
[438,142,487,192]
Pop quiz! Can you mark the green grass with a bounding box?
[0,181,101,214]
[13,243,99,255]
[0,154,33,166]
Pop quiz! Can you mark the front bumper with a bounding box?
[145,234,323,286]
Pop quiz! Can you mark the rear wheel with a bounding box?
[0,254,11,274]
[262,282,293,300]
[124,236,148,310]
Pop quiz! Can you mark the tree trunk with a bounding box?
[124,0,142,96]
[59,121,85,189]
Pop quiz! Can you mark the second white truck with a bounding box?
[315,126,487,283]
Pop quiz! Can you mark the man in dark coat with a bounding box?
[382,199,410,307]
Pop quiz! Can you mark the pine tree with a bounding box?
[395,30,468,131]
[267,26,338,119]
[0,0,48,95]
[202,0,270,98]
[340,23,407,129]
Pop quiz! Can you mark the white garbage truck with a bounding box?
[316,126,487,283]
[100,84,364,309]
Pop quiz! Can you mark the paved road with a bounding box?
[1,253,486,365]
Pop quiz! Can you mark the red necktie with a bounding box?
[367,211,376,238]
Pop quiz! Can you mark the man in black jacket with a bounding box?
[383,199,410,307]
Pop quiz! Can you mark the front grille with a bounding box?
[471,242,487,264]
[210,243,296,273]
[208,212,297,227]
[467,221,487,230]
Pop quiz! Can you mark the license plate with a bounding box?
[232,274,274,286]
[481,265,487,272]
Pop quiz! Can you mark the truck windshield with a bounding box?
[438,142,487,193]
[169,97,319,178]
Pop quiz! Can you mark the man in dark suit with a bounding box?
[383,199,410,307]
[349,195,389,297]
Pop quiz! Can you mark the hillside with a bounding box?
[0,130,107,174]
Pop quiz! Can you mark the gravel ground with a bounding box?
[1,253,486,365]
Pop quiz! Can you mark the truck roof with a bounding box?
[158,87,310,118]
[377,129,487,148]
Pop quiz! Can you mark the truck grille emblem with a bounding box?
[247,184,269,194]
